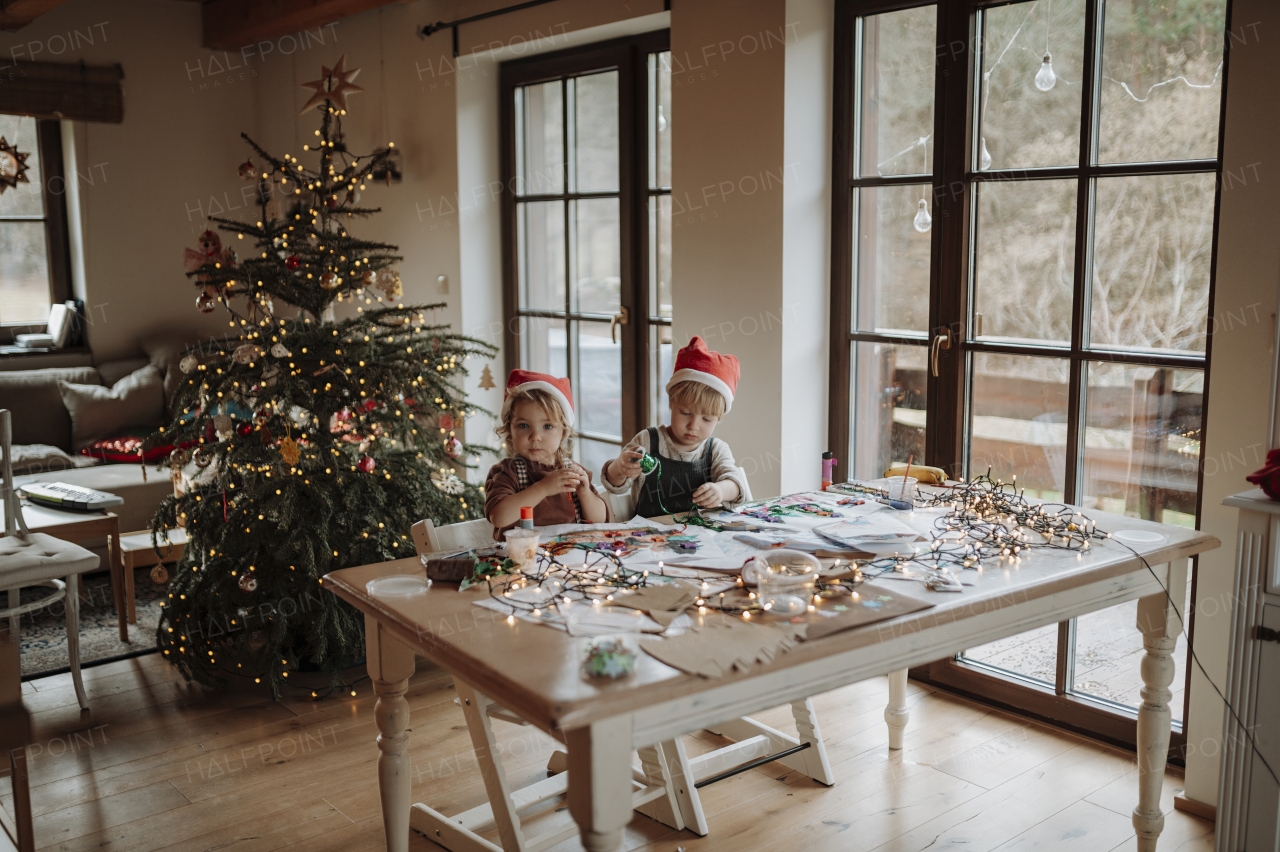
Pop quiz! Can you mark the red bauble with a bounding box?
[326,196,339,210]
[358,455,376,473]
[362,399,377,412]
[285,255,300,270]
[236,422,253,437]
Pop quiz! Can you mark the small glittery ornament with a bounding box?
[439,413,455,431]
[358,454,376,473]
[285,255,300,270]
[361,399,377,412]
[359,269,376,288]
[431,470,465,494]
[237,158,256,179]
[196,292,217,313]
[326,196,338,209]
[150,564,170,585]
[638,449,658,474]
[238,573,258,593]
[319,271,339,290]
[279,436,300,465]
[443,436,463,459]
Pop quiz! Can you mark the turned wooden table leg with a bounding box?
[886,668,910,750]
[366,614,416,852]
[567,717,634,852]
[107,517,128,642]
[1134,560,1187,852]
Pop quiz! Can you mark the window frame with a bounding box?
[499,31,671,452]
[829,0,1232,755]
[0,117,72,341]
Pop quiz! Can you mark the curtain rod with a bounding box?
[418,0,561,58]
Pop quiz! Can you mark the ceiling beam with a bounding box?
[200,0,407,50]
[0,0,71,31]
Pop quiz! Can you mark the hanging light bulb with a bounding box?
[979,137,992,171]
[913,198,932,233]
[657,105,668,132]
[1035,53,1057,91]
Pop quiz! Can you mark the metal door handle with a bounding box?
[610,307,630,344]
[930,328,953,377]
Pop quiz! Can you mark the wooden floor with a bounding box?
[0,652,1214,852]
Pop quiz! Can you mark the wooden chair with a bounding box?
[116,527,187,625]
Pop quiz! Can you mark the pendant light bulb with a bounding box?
[657,105,668,132]
[979,137,992,171]
[913,199,932,233]
[1035,53,1056,91]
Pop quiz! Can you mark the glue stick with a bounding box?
[519,506,534,529]
[821,452,836,491]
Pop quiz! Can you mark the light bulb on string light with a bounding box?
[979,137,992,171]
[913,199,932,233]
[1035,54,1057,91]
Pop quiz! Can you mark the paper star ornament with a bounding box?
[299,54,363,114]
[0,137,31,194]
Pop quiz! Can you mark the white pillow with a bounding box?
[58,365,165,450]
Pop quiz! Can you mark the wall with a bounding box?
[1183,0,1280,808]
[0,0,259,362]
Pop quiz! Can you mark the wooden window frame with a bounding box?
[828,0,1232,757]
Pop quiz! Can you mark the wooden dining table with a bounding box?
[323,496,1218,852]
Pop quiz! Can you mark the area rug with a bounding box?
[15,566,166,678]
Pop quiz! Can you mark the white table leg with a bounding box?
[885,668,909,750]
[1133,560,1186,852]
[64,574,87,711]
[366,614,416,852]
[566,717,634,852]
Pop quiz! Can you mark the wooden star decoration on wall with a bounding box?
[0,136,31,194]
[299,54,363,115]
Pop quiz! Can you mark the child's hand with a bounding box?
[692,482,726,509]
[538,467,583,497]
[606,445,645,485]
[566,462,594,496]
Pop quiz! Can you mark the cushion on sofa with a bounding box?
[8,444,102,475]
[140,335,191,406]
[58,365,165,451]
[96,357,151,387]
[0,367,101,451]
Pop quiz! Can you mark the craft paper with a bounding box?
[639,615,806,678]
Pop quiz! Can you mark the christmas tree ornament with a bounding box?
[376,268,402,300]
[232,343,263,364]
[180,354,199,374]
[270,342,291,358]
[299,54,364,114]
[196,291,217,313]
[359,269,376,288]
[439,413,455,431]
[236,422,253,438]
[238,573,259,593]
[347,188,361,205]
[183,230,236,280]
[279,435,301,465]
[358,454,376,473]
[361,398,377,412]
[431,470,466,494]
[478,364,496,390]
[443,436,463,459]
[150,564,170,585]
[0,136,31,194]
[285,255,300,270]
[319,271,339,289]
[192,446,213,468]
[261,362,280,386]
[237,158,256,179]
[326,195,339,210]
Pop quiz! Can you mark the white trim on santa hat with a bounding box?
[667,368,734,413]
[502,379,575,427]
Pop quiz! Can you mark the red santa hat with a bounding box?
[667,336,740,412]
[502,369,575,427]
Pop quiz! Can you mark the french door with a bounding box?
[830,0,1228,749]
[500,33,672,476]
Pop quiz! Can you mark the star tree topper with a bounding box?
[299,54,363,114]
[0,136,31,194]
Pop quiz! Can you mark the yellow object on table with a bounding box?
[883,462,948,484]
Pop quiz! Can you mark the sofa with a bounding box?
[1,339,194,557]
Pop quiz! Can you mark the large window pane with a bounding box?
[650,324,673,430]
[649,52,672,189]
[517,201,565,312]
[854,184,931,334]
[978,0,1086,171]
[973,179,1076,345]
[572,71,619,193]
[516,81,564,195]
[858,6,936,178]
[850,342,926,481]
[519,316,566,378]
[572,198,620,314]
[649,195,672,319]
[1089,173,1215,354]
[576,321,621,439]
[577,437,621,487]
[0,115,42,218]
[960,625,1058,687]
[967,353,1070,499]
[0,221,51,324]
[1097,0,1226,165]
[1082,363,1202,524]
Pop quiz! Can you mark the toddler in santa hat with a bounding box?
[485,370,607,539]
[602,336,751,517]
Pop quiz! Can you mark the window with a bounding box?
[830,0,1226,748]
[0,115,71,332]
[501,33,671,473]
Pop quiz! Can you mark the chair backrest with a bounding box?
[411,517,494,555]
[0,410,27,538]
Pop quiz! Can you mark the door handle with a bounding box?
[610,307,630,344]
[930,327,953,377]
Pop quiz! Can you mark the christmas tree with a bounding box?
[149,55,495,697]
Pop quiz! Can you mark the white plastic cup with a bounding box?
[503,528,540,569]
[885,475,918,503]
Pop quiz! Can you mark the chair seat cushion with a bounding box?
[0,533,99,587]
